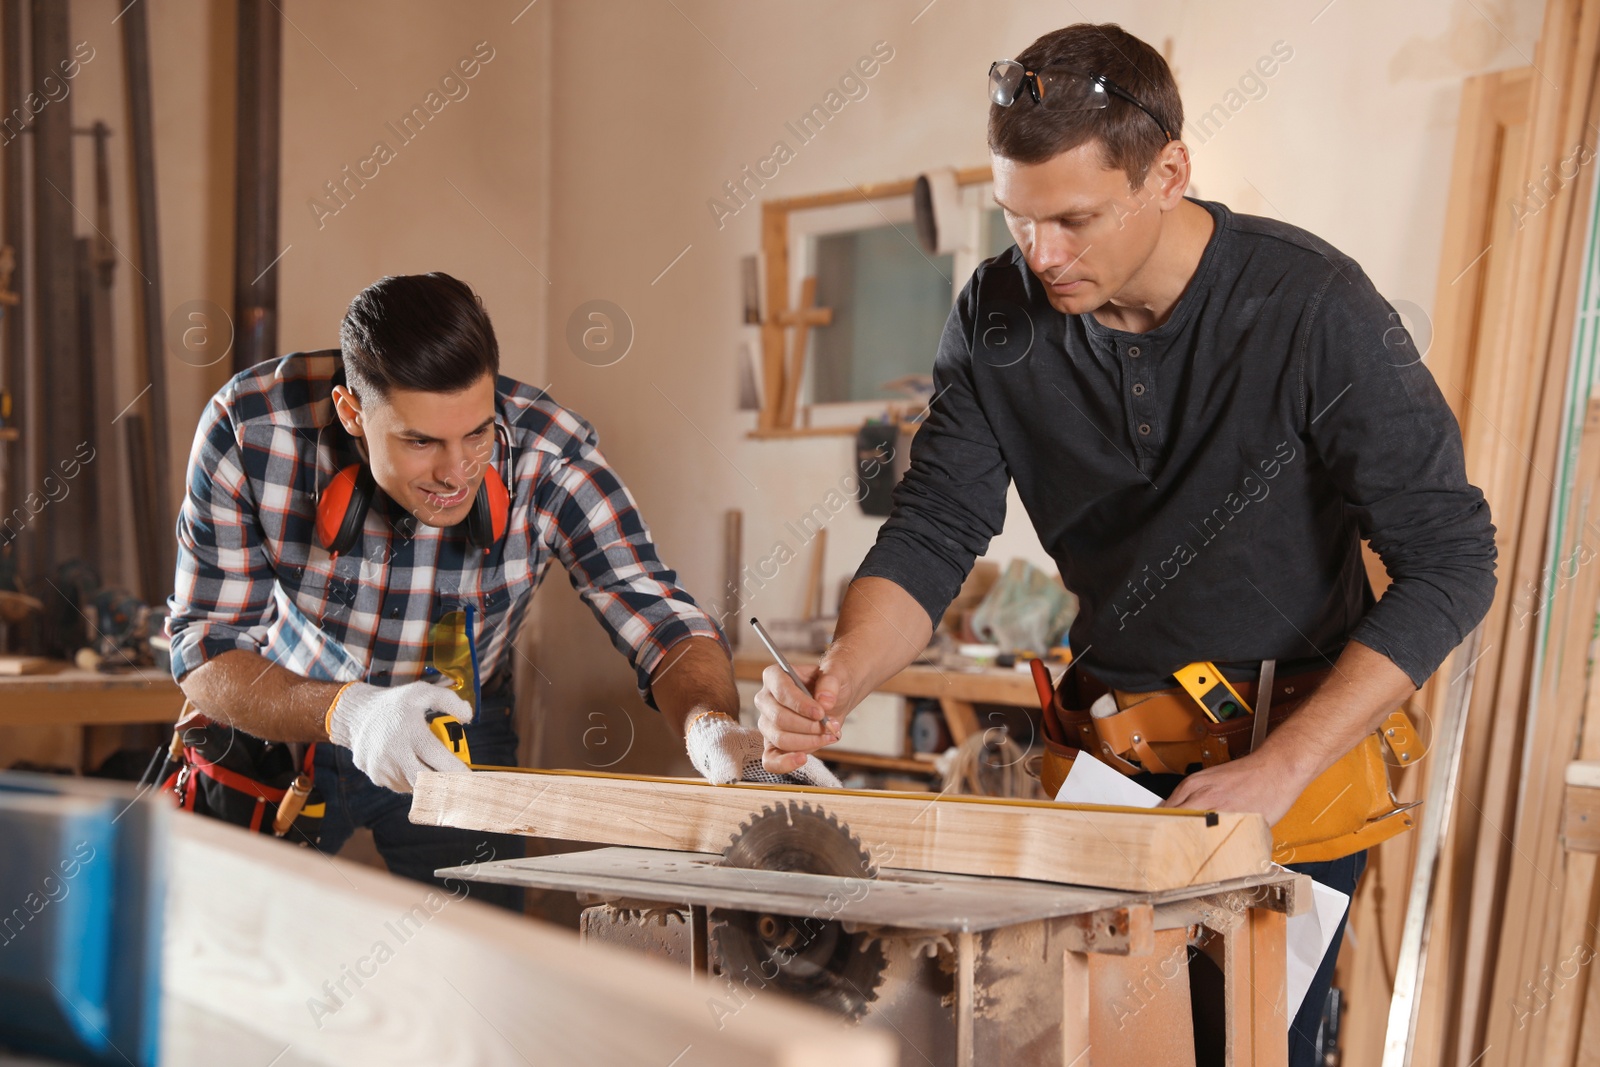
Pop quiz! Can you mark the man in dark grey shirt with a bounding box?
[753,21,1494,1066]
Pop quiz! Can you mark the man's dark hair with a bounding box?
[339,272,499,401]
[988,24,1182,185]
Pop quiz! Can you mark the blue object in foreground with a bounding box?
[0,770,166,1066]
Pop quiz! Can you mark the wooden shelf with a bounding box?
[0,666,182,726]
[733,653,1038,707]
[746,420,921,441]
[819,748,938,775]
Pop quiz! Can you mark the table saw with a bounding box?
[412,769,1306,1066]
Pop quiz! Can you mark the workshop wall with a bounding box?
[534,0,1542,773]
[41,0,552,598]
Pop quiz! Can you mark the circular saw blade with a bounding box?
[714,801,885,1021]
[720,800,878,880]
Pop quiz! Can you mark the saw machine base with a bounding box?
[438,836,1308,1066]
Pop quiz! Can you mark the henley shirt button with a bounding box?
[388,607,400,619]
[1132,383,1145,396]
[1128,346,1141,357]
[1138,423,1151,436]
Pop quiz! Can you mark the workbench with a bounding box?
[0,665,181,726]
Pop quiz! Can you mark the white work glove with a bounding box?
[327,679,476,794]
[686,712,842,789]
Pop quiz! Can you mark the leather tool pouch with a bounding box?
[1039,660,1418,863]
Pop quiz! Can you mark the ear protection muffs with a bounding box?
[315,425,512,558]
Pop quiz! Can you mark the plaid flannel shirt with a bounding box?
[168,351,725,703]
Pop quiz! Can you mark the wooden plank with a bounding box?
[802,524,826,618]
[167,799,893,1067]
[723,508,742,650]
[1563,782,1600,852]
[409,769,1274,893]
[776,275,825,431]
[1247,907,1289,1067]
[0,654,60,675]
[758,202,788,431]
[941,697,981,745]
[1086,926,1196,1067]
[1578,918,1600,1067]
[821,748,936,775]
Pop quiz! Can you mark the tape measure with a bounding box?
[1173,662,1251,723]
[426,709,473,766]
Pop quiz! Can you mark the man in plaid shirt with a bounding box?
[169,273,834,906]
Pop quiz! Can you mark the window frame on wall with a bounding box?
[751,166,994,438]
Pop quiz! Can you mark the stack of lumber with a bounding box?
[1336,0,1600,1062]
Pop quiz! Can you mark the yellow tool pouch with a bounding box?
[1270,715,1419,863]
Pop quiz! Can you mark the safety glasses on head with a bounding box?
[987,60,1175,143]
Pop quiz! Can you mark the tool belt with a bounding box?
[154,704,324,846]
[1040,661,1420,864]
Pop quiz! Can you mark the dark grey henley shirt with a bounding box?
[856,198,1496,691]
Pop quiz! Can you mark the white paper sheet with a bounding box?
[1284,876,1350,1022]
[1053,752,1352,1021]
[1053,750,1163,808]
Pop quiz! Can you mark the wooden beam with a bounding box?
[409,769,1273,893]
[764,165,993,215]
[758,202,787,431]
[167,799,893,1066]
[120,0,175,600]
[775,275,826,429]
[29,0,87,580]
[231,0,283,372]
[1,0,25,576]
[722,508,741,650]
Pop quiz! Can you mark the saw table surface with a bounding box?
[438,846,1305,933]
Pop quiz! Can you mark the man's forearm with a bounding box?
[651,636,741,739]
[178,649,342,742]
[1255,639,1417,782]
[818,577,935,717]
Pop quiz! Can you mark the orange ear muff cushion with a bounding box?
[484,463,509,543]
[316,465,369,554]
